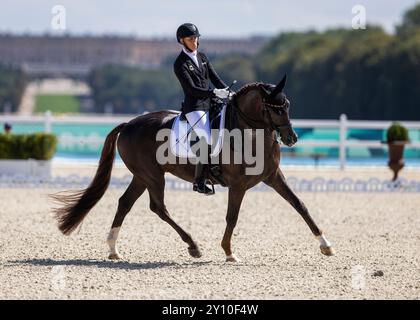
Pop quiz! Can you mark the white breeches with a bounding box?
[185,110,211,145]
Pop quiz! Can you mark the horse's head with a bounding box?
[234,76,298,146]
[259,75,298,147]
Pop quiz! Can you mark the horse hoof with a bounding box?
[320,246,334,256]
[226,254,240,263]
[108,253,121,260]
[188,247,202,258]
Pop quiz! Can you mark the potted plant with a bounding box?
[0,132,58,180]
[386,122,410,181]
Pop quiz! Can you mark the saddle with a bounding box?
[170,99,233,187]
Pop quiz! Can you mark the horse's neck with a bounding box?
[234,97,265,130]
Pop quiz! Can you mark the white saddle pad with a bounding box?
[170,104,227,158]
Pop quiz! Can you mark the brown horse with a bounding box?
[52,75,334,262]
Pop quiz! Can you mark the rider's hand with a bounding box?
[213,88,229,99]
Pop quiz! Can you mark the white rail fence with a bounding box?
[1,112,420,170]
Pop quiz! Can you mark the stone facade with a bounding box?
[0,34,269,76]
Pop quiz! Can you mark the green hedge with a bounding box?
[0,133,58,160]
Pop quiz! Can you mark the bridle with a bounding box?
[233,94,292,132]
[232,94,293,145]
[261,98,292,131]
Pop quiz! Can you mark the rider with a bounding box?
[174,23,230,195]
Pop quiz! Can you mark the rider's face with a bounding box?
[182,36,198,51]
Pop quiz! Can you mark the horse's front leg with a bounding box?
[264,169,334,256]
[221,187,246,262]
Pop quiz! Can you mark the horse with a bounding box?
[52,75,334,262]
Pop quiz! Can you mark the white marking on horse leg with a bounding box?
[106,227,121,259]
[317,234,334,256]
[226,253,240,262]
[317,234,332,247]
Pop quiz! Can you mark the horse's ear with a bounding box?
[260,86,271,99]
[270,74,287,98]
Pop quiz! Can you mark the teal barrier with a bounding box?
[8,122,420,161]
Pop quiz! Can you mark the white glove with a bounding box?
[213,88,229,99]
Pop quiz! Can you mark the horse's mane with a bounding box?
[234,82,272,98]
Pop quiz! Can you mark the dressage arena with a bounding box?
[0,164,419,299]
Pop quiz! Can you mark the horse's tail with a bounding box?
[51,123,127,235]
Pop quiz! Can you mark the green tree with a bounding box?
[213,54,256,89]
[397,3,420,35]
[88,65,183,114]
[0,65,26,112]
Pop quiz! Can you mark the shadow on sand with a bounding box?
[6,258,213,270]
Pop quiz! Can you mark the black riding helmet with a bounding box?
[176,23,201,43]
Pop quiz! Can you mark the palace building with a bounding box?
[0,34,269,77]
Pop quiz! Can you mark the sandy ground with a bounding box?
[0,165,419,299]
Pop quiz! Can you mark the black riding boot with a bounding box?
[193,161,214,195]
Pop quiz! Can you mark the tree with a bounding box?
[88,65,183,114]
[213,55,256,89]
[0,65,26,112]
[399,3,420,30]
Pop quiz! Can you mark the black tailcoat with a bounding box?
[174,51,227,114]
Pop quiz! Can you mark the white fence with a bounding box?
[1,112,420,169]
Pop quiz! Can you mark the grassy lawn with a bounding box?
[35,94,80,113]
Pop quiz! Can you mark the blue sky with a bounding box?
[1,0,419,38]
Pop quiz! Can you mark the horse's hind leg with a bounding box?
[147,175,202,258]
[264,169,334,256]
[107,177,146,259]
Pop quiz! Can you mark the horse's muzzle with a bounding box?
[283,130,298,147]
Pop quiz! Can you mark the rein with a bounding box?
[233,102,266,129]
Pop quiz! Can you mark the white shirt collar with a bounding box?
[182,47,199,67]
[182,47,197,57]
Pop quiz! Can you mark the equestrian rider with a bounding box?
[173,23,230,195]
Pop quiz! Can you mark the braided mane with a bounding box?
[234,82,272,98]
